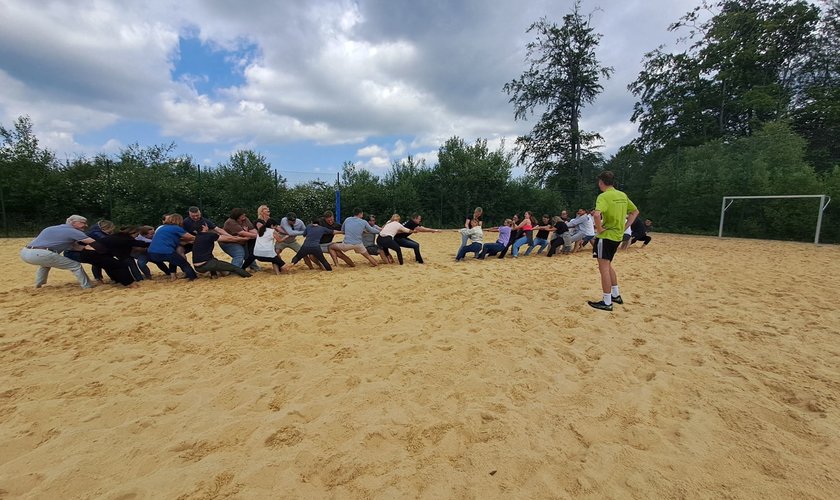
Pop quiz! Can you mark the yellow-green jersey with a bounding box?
[595,187,637,242]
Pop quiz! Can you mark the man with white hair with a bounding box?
[19,215,98,289]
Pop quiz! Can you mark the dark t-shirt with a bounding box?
[183,216,217,235]
[554,221,569,234]
[631,217,647,237]
[317,218,341,243]
[465,214,483,229]
[536,223,551,240]
[397,220,419,239]
[192,232,219,263]
[304,225,332,247]
[96,233,148,259]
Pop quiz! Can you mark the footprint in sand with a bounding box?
[265,426,303,448]
[331,347,357,362]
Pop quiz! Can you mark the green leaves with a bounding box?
[630,0,822,151]
[504,1,612,189]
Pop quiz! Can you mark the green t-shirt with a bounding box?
[595,187,637,242]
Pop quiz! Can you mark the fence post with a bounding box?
[0,183,7,237]
[197,165,203,208]
[335,172,341,223]
[106,158,113,219]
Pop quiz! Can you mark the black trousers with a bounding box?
[377,235,404,264]
[195,258,252,277]
[395,237,423,263]
[241,254,286,270]
[79,250,135,286]
[292,246,332,270]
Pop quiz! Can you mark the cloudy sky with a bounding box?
[0,0,698,182]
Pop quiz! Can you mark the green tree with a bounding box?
[284,180,335,223]
[381,156,430,220]
[435,137,512,223]
[203,150,285,221]
[503,1,613,191]
[792,0,840,173]
[0,116,59,231]
[339,161,386,218]
[109,143,200,225]
[630,0,821,151]
[647,121,822,239]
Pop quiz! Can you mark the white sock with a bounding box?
[603,293,612,305]
[611,285,620,298]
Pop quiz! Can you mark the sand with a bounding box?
[0,232,838,499]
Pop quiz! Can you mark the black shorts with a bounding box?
[592,238,620,262]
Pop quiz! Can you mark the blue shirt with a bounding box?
[341,217,379,245]
[148,225,186,253]
[28,224,90,253]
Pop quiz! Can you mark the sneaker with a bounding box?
[611,295,623,304]
[587,300,613,311]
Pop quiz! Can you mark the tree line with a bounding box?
[505,0,839,242]
[0,122,572,235]
[1,0,838,242]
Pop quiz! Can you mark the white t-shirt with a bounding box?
[254,227,278,258]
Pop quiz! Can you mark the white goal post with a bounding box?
[718,195,832,244]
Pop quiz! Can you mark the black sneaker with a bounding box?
[611,295,623,304]
[587,300,613,311]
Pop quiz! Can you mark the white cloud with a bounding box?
[356,144,388,157]
[359,155,391,170]
[100,139,124,154]
[0,0,700,166]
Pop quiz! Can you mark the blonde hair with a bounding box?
[257,205,270,220]
[167,214,184,225]
[389,214,401,222]
[97,220,115,233]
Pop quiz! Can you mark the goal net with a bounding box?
[718,195,831,244]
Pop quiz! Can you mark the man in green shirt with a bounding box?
[588,171,639,311]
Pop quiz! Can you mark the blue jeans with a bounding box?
[220,242,260,270]
[219,243,246,268]
[459,230,470,249]
[478,242,505,259]
[147,251,197,280]
[525,238,549,255]
[136,253,152,278]
[136,253,171,277]
[456,242,482,260]
[511,235,532,257]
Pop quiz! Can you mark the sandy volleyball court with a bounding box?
[0,232,838,498]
